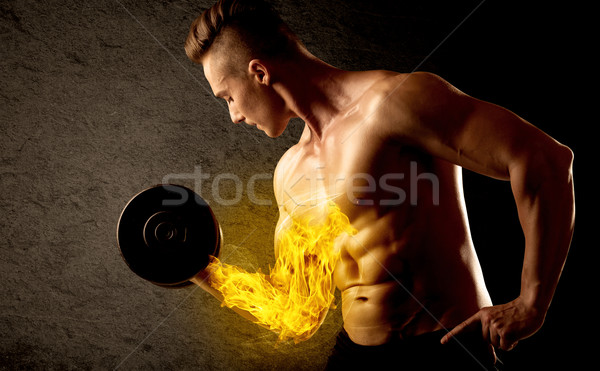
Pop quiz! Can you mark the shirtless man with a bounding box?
[185,0,575,369]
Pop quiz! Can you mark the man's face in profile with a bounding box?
[202,52,290,138]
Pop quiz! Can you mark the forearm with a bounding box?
[510,145,575,313]
[191,263,263,324]
[191,259,223,300]
[192,256,335,342]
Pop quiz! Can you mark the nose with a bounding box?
[229,107,245,124]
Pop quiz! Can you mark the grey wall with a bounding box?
[1,0,590,369]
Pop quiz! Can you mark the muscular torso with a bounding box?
[274,71,492,345]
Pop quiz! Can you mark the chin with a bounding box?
[262,121,288,138]
[264,130,281,138]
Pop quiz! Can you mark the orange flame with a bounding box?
[207,200,356,343]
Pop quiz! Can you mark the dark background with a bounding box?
[1,0,591,369]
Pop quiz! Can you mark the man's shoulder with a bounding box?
[345,71,455,144]
[360,71,457,123]
[365,71,448,100]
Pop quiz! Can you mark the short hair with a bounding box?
[185,0,301,67]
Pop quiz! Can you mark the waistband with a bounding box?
[337,327,449,350]
[333,326,497,368]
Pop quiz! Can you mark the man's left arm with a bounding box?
[441,128,574,350]
[381,72,575,350]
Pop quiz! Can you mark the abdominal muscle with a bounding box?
[333,212,492,346]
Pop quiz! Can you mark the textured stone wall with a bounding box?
[1,0,588,369]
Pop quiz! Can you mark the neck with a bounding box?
[271,52,353,141]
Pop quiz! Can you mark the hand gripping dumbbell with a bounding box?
[116,184,221,288]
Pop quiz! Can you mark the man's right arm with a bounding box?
[188,160,289,324]
[190,153,343,342]
[192,152,288,297]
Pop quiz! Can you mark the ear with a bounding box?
[248,59,270,85]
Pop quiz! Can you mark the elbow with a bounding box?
[557,143,575,213]
[510,141,574,195]
[561,144,574,170]
[531,141,574,182]
[534,142,575,206]
[510,141,575,228]
[553,143,574,184]
[542,142,576,226]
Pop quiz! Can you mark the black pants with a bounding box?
[325,328,499,371]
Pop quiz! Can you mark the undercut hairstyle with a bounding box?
[185,0,302,69]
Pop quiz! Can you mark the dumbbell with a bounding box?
[116,184,221,288]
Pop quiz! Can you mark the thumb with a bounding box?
[440,312,481,344]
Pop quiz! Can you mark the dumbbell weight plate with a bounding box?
[117,184,221,288]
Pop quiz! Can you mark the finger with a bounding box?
[440,312,481,344]
[488,344,497,364]
[493,329,520,351]
[481,317,491,344]
[499,335,519,351]
[490,331,501,349]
